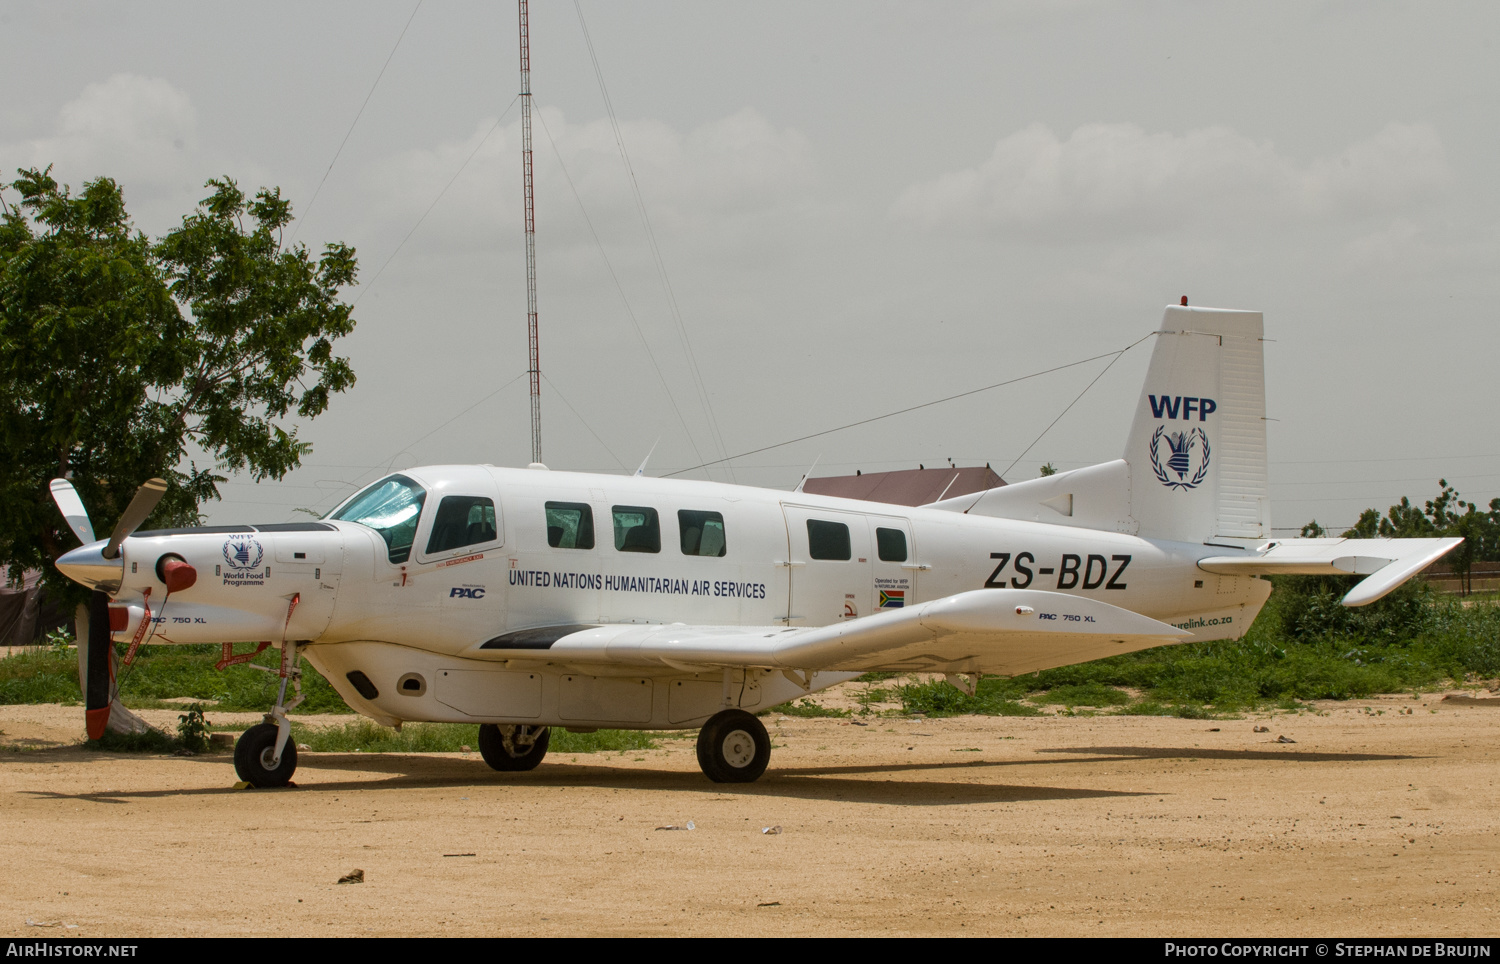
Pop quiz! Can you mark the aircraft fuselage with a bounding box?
[68,464,1267,730]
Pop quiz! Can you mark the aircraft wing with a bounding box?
[488,589,1189,677]
[1196,537,1461,607]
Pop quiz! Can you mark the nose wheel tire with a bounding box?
[478,724,550,771]
[696,709,771,783]
[233,722,298,788]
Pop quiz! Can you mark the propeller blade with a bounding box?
[84,589,112,740]
[49,479,95,545]
[103,478,168,560]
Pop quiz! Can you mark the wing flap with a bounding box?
[522,589,1187,675]
[1197,536,1461,607]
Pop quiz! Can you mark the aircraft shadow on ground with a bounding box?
[18,751,1150,806]
[13,743,1421,806]
[1037,746,1422,764]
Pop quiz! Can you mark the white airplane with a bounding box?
[50,305,1459,787]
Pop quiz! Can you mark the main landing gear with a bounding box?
[233,641,305,788]
[696,709,771,783]
[478,724,551,771]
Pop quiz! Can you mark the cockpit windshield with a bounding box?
[329,474,426,563]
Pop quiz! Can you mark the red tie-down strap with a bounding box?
[122,587,154,667]
[278,593,300,678]
[216,640,271,671]
[213,594,299,672]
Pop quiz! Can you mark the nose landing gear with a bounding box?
[232,639,305,788]
[234,722,298,787]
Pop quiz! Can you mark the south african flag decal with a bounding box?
[879,590,905,609]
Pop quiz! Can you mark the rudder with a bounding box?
[1123,305,1268,546]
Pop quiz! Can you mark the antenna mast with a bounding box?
[518,0,542,464]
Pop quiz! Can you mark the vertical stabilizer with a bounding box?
[1123,306,1268,545]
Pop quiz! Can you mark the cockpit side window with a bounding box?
[427,496,498,554]
[331,474,426,564]
[545,502,595,549]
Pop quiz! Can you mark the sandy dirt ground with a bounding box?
[1,692,1498,938]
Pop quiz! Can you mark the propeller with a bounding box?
[48,479,95,544]
[47,476,168,740]
[84,590,112,740]
[103,478,167,559]
[49,476,168,554]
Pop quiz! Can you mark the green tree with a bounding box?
[0,168,357,600]
[1301,519,1327,538]
[1039,463,1057,477]
[1377,496,1434,538]
[1343,480,1500,595]
[1342,508,1381,539]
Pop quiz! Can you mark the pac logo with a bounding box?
[222,537,264,570]
[450,586,486,599]
[1149,425,1210,490]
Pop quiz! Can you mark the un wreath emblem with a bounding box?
[1149,425,1210,490]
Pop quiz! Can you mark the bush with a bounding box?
[895,677,1040,716]
[176,704,211,753]
[1272,575,1435,644]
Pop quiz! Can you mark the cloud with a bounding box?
[354,106,815,252]
[13,74,199,196]
[891,121,1449,239]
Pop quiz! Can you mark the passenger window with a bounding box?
[545,502,595,549]
[876,527,908,563]
[426,496,498,554]
[613,506,661,553]
[807,519,851,561]
[679,510,727,557]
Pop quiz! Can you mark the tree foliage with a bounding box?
[0,167,357,599]
[1302,478,1500,595]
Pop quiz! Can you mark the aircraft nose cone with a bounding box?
[56,540,124,591]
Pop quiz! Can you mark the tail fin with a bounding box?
[926,303,1269,546]
[1124,305,1268,545]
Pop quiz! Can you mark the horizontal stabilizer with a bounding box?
[492,589,1189,677]
[1197,537,1461,607]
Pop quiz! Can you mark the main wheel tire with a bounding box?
[695,709,771,783]
[478,724,550,771]
[233,722,298,788]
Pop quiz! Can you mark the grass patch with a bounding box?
[0,642,352,714]
[8,579,1499,724]
[0,648,85,704]
[1032,683,1132,707]
[288,720,661,754]
[552,728,665,752]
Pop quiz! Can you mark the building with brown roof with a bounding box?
[800,465,1004,507]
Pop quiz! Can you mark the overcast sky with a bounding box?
[4,1,1497,532]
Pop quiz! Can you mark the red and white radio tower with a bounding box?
[518,0,542,464]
